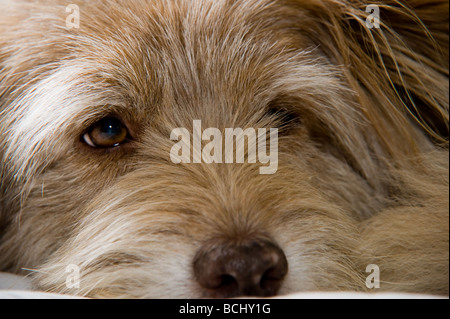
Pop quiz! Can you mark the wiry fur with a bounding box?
[0,0,448,298]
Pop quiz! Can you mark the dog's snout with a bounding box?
[193,239,288,298]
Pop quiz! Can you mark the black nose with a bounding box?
[193,239,288,298]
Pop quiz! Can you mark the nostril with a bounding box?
[220,274,237,288]
[260,267,283,290]
[216,275,239,296]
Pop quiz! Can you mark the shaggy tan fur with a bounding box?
[0,0,448,298]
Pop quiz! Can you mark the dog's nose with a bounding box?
[193,239,288,298]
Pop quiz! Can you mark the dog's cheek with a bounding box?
[31,207,203,298]
[277,135,385,220]
[272,209,365,293]
[0,153,133,271]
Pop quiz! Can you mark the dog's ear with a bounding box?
[344,0,449,144]
[289,0,449,149]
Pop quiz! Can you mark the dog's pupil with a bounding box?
[267,107,298,130]
[100,119,121,135]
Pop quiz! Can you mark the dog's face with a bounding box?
[0,0,448,298]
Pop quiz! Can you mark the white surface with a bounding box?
[273,292,446,299]
[0,272,32,291]
[0,290,81,299]
[0,272,445,299]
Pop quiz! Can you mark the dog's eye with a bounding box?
[82,117,129,148]
[266,107,299,130]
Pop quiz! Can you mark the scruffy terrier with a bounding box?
[0,0,448,298]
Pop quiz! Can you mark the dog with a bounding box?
[0,0,448,298]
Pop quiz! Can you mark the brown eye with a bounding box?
[266,106,299,131]
[83,117,129,148]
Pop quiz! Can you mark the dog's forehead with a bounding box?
[73,0,307,107]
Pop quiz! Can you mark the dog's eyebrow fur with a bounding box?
[0,64,127,180]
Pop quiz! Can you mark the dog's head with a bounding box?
[0,0,448,298]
